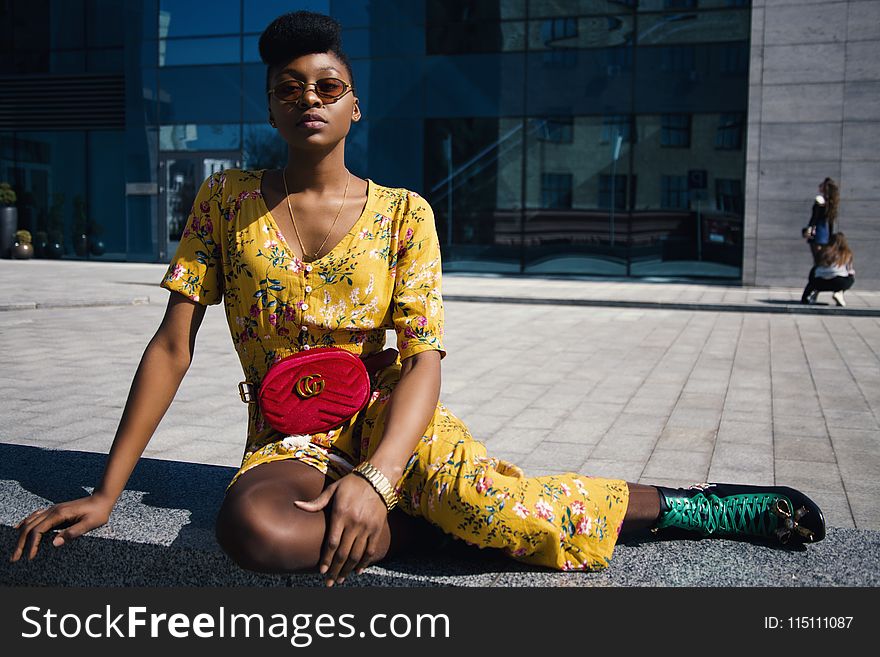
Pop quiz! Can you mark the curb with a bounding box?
[444,295,880,317]
[0,297,151,312]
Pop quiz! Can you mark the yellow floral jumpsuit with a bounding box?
[160,169,629,571]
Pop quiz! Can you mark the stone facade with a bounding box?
[745,0,880,287]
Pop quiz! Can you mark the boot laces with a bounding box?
[662,492,785,537]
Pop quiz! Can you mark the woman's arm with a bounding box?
[93,294,206,502]
[364,349,441,483]
[10,293,204,562]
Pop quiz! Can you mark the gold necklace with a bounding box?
[282,167,351,262]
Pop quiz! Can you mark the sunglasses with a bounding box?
[267,77,354,104]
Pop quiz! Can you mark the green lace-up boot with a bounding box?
[654,483,826,546]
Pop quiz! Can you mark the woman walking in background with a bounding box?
[11,10,826,584]
[803,177,839,263]
[802,232,855,307]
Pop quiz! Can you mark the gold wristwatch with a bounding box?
[353,462,399,511]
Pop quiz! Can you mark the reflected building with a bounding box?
[1,1,877,285]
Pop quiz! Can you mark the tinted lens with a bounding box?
[316,78,345,97]
[273,81,303,101]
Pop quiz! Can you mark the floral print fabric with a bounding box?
[160,168,629,571]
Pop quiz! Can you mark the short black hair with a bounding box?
[259,10,355,94]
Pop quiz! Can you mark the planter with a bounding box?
[34,236,48,258]
[0,206,17,258]
[89,239,106,256]
[46,241,64,259]
[74,233,89,257]
[12,242,34,259]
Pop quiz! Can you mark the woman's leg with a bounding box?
[801,267,818,303]
[215,459,430,574]
[618,483,660,539]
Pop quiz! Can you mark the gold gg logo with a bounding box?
[295,374,325,398]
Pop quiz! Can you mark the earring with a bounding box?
[269,117,276,127]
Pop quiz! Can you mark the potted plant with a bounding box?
[46,192,65,259]
[33,230,48,258]
[0,181,17,259]
[12,229,33,259]
[86,211,105,256]
[72,195,89,257]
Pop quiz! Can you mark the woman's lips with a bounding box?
[297,120,327,129]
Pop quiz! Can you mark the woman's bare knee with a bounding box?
[215,461,328,573]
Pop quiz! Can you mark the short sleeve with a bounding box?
[391,192,446,361]
[159,172,226,306]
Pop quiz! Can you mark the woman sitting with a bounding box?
[801,232,855,307]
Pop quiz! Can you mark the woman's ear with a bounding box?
[352,98,361,122]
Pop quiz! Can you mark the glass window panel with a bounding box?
[523,115,630,275]
[243,62,270,122]
[630,113,742,277]
[715,113,744,150]
[661,114,691,147]
[542,172,572,209]
[159,37,241,66]
[660,174,688,208]
[529,15,633,51]
[598,174,629,210]
[600,115,633,144]
[13,131,86,255]
[87,48,123,73]
[526,48,632,116]
[517,1,636,19]
[428,19,507,54]
[425,116,522,273]
[159,124,240,151]
[50,0,85,49]
[243,34,259,63]
[718,42,749,75]
[142,67,160,124]
[340,28,370,59]
[86,0,125,47]
[158,65,243,123]
[635,42,748,114]
[243,123,287,170]
[49,50,86,73]
[141,40,158,68]
[159,0,240,37]
[715,178,742,214]
[329,0,371,27]
[537,118,574,143]
[637,9,749,46]
[87,130,125,256]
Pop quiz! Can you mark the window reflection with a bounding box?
[2,0,750,278]
[160,37,240,66]
[159,0,240,37]
[159,124,240,151]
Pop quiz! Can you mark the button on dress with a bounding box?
[160,168,629,571]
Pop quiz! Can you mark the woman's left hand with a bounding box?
[294,474,388,586]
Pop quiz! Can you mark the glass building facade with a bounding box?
[1,0,750,278]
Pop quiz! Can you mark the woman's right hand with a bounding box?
[9,495,114,563]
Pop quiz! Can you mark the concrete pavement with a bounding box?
[1,259,879,586]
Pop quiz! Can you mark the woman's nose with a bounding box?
[297,89,323,109]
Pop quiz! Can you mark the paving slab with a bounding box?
[1,260,878,586]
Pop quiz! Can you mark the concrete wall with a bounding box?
[744,0,880,288]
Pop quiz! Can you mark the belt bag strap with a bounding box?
[239,347,398,404]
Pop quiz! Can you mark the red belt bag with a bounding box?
[239,347,394,435]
